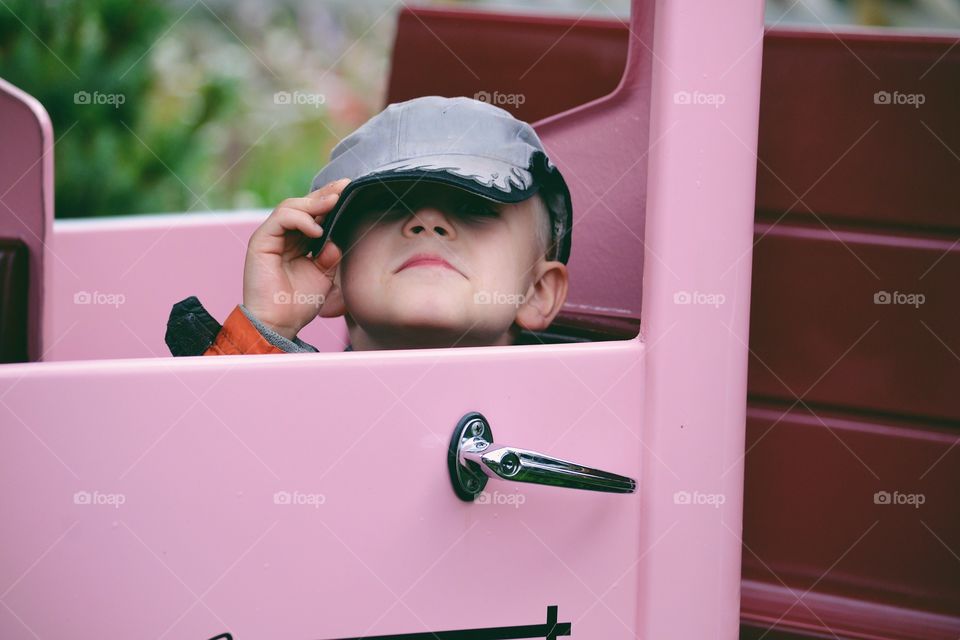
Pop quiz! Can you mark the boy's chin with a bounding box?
[369,297,505,340]
[350,286,513,342]
[382,300,471,330]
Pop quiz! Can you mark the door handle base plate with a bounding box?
[448,411,493,501]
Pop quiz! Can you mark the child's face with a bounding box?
[330,180,567,349]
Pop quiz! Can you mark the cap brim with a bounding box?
[304,154,539,258]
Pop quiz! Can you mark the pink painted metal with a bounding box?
[0,0,763,637]
[631,0,763,636]
[48,212,350,361]
[1,345,647,638]
[0,77,54,362]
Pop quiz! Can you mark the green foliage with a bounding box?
[0,0,246,216]
[0,0,354,217]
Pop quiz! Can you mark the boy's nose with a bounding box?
[402,206,456,240]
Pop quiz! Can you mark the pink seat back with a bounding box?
[0,77,54,362]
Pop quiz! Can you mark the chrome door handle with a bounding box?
[448,412,637,501]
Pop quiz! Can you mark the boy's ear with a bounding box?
[318,284,345,318]
[515,261,568,332]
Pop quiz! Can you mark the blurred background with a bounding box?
[0,0,957,219]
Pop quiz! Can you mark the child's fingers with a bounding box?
[277,193,339,216]
[252,180,351,249]
[310,177,351,198]
[276,176,352,215]
[262,206,325,240]
[271,176,351,217]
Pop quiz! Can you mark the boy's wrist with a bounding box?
[238,304,319,353]
[240,304,301,340]
[266,324,297,341]
[262,319,298,341]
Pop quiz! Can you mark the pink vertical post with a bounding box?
[638,0,764,637]
[0,78,54,362]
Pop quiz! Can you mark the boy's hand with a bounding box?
[242,178,351,340]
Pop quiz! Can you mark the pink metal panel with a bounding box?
[0,77,54,362]
[633,0,764,636]
[46,212,350,361]
[0,342,645,638]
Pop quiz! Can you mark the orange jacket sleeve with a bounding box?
[203,305,287,356]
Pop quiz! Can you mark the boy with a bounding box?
[165,95,573,355]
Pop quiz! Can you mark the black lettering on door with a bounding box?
[207,604,572,639]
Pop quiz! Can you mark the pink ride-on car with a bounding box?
[0,0,767,638]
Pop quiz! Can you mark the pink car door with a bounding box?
[0,0,763,638]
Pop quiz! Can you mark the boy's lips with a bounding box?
[395,253,461,275]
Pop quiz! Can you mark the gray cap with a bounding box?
[305,95,573,264]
